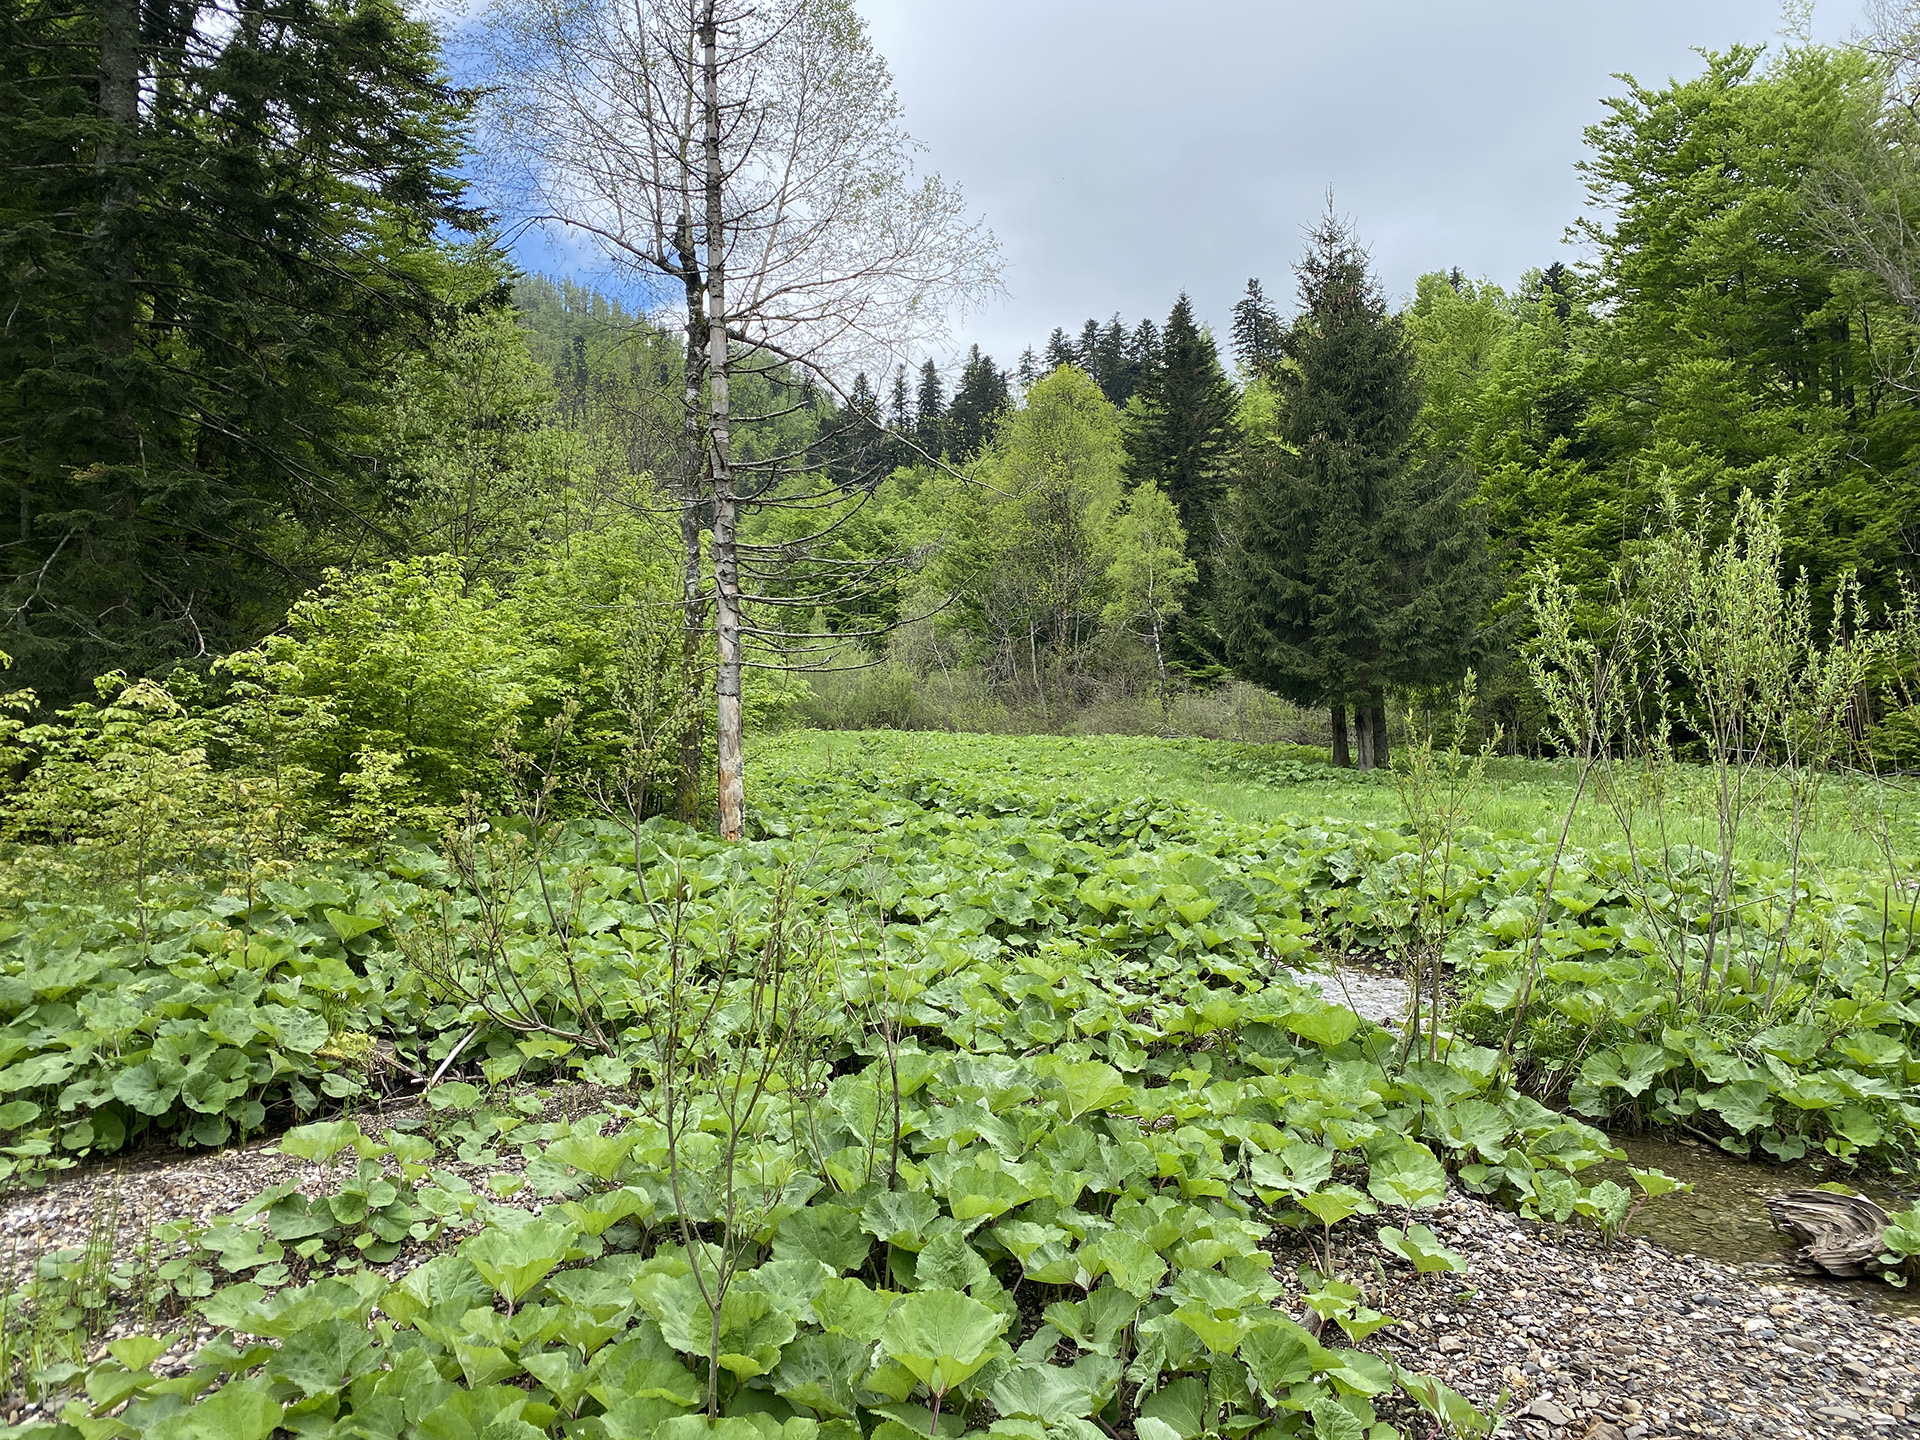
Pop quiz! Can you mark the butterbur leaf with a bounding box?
[521,1347,591,1413]
[914,1231,993,1293]
[1377,1224,1467,1274]
[1241,1317,1321,1394]
[267,1317,379,1396]
[1041,1284,1139,1357]
[771,1332,870,1418]
[413,1384,531,1440]
[463,1218,576,1304]
[877,1287,1009,1394]
[1248,1142,1333,1197]
[813,1275,897,1342]
[988,1363,1098,1423]
[1396,1367,1495,1437]
[713,1287,798,1379]
[146,1375,282,1440]
[773,1204,872,1274]
[1138,1377,1208,1439]
[107,1334,174,1372]
[1628,1167,1690,1200]
[1034,1058,1131,1120]
[1284,1001,1361,1049]
[1297,1183,1373,1228]
[559,1186,654,1237]
[1085,1231,1166,1298]
[381,1254,491,1331]
[111,1062,176,1117]
[861,1189,941,1248]
[1310,1397,1366,1440]
[325,909,385,942]
[279,1120,365,1164]
[546,1131,636,1182]
[1365,1140,1447,1210]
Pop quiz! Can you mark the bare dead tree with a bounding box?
[472,0,1001,839]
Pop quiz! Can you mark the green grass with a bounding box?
[763,728,1920,875]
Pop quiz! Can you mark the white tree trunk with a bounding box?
[702,2,745,841]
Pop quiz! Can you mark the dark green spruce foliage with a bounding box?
[944,345,1010,459]
[913,359,946,457]
[1122,295,1239,584]
[1224,218,1492,748]
[0,0,483,702]
[1231,278,1285,377]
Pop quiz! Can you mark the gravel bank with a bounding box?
[1264,1188,1920,1440]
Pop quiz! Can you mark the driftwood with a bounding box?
[1766,1189,1893,1277]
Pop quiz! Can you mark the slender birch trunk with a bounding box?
[674,214,708,825]
[701,2,745,841]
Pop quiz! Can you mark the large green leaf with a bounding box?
[1365,1139,1447,1210]
[266,1317,379,1396]
[772,1203,872,1273]
[988,1363,1098,1423]
[771,1332,871,1418]
[1283,1000,1361,1049]
[1033,1058,1131,1120]
[463,1218,576,1304]
[812,1276,897,1342]
[877,1287,1009,1395]
[146,1376,282,1440]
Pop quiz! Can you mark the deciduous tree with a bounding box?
[476,0,999,837]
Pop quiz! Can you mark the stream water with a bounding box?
[1594,1134,1920,1318]
[1295,963,1920,1316]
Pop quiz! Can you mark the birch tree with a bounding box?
[474,0,999,838]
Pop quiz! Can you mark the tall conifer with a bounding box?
[1221,214,1492,767]
[1232,279,1284,378]
[946,345,1009,458]
[1043,328,1076,373]
[914,359,946,456]
[1122,295,1239,596]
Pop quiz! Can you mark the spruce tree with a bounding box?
[1077,319,1102,374]
[0,0,480,698]
[1092,317,1134,404]
[1122,295,1239,595]
[887,368,913,468]
[946,345,1009,458]
[1231,279,1284,378]
[914,359,946,457]
[1043,328,1077,373]
[1129,318,1160,375]
[1220,214,1492,767]
[1016,347,1039,387]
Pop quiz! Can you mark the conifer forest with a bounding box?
[2,2,1920,1437]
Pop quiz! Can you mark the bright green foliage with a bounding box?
[1376,1225,1467,1274]
[945,366,1126,681]
[1102,484,1198,690]
[1407,43,1920,660]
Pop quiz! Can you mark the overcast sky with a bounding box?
[848,0,1873,369]
[503,1,1872,373]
